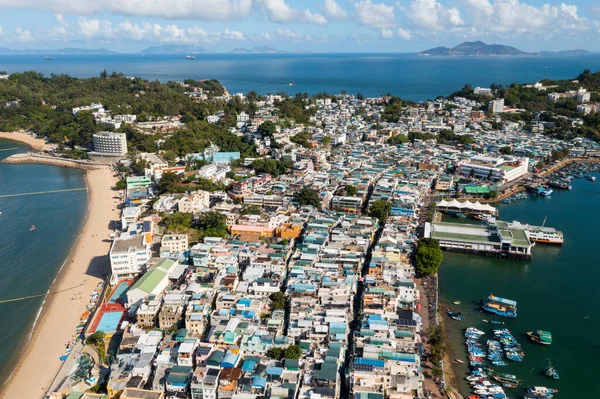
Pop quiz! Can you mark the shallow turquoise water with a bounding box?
[439,172,600,397]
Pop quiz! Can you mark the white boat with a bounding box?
[507,219,563,244]
[466,327,485,335]
[185,55,196,60]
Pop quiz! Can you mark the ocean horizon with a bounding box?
[2,53,600,101]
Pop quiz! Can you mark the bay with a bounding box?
[439,172,600,397]
[2,53,600,101]
[0,139,87,385]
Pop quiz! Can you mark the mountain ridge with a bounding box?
[417,41,591,56]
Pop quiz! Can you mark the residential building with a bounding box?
[161,234,189,254]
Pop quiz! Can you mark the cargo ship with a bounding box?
[482,295,517,318]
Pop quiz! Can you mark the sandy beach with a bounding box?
[0,132,55,152]
[0,167,119,399]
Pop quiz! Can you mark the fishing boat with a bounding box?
[185,55,196,60]
[545,364,559,379]
[29,225,36,231]
[490,320,503,325]
[539,187,553,196]
[453,300,462,305]
[44,56,52,60]
[527,386,558,395]
[482,319,489,323]
[482,295,517,318]
[473,214,487,221]
[527,330,552,345]
[586,175,596,182]
[448,311,464,321]
[493,373,520,388]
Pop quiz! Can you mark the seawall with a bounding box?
[2,153,106,170]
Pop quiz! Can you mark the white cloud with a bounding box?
[463,0,586,33]
[323,0,347,19]
[397,27,412,40]
[75,18,250,43]
[77,18,114,39]
[222,29,245,40]
[257,0,327,25]
[0,0,254,21]
[55,13,68,27]
[381,28,393,39]
[14,27,34,42]
[0,27,4,37]
[303,9,328,25]
[405,0,463,31]
[355,0,396,28]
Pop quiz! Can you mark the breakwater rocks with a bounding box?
[2,153,107,170]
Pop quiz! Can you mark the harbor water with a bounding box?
[0,139,87,386]
[439,172,600,397]
[3,53,600,101]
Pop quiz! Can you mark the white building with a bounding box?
[121,206,142,230]
[178,191,210,213]
[237,112,250,123]
[489,99,504,114]
[72,102,103,116]
[474,87,492,95]
[93,131,128,156]
[161,234,189,254]
[197,164,230,180]
[207,115,219,123]
[457,155,529,183]
[109,236,152,284]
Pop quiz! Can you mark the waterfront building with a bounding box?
[457,155,529,183]
[92,131,128,156]
[425,220,533,259]
[109,235,152,284]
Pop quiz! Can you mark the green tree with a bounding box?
[270,292,286,310]
[415,238,443,276]
[85,331,106,346]
[131,159,148,176]
[115,179,127,190]
[283,345,302,360]
[295,187,321,208]
[163,212,193,231]
[346,185,357,196]
[499,146,513,155]
[267,347,284,360]
[322,136,331,146]
[369,200,392,222]
[158,172,181,193]
[240,205,263,216]
[257,120,277,137]
[196,211,228,237]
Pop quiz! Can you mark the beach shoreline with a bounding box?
[0,157,118,398]
[0,132,54,152]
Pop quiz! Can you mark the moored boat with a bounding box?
[448,311,464,321]
[545,364,559,380]
[527,330,552,345]
[482,295,517,318]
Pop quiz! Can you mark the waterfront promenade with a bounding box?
[0,167,118,399]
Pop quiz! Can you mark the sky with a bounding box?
[0,0,598,52]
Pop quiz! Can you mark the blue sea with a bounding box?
[2,53,600,101]
[0,140,87,387]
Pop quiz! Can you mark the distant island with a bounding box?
[417,41,591,57]
[139,45,208,54]
[0,47,117,55]
[229,46,286,54]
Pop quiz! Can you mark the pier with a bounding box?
[2,152,107,170]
